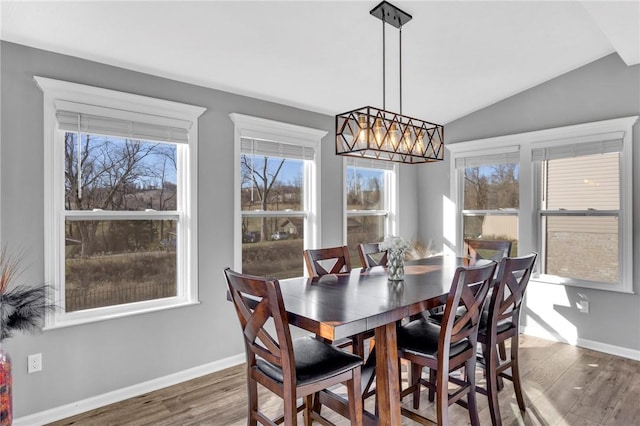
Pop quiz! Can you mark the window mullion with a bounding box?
[346,210,388,217]
[65,211,180,220]
[539,210,619,217]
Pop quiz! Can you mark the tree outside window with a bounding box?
[64,133,179,312]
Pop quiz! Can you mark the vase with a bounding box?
[387,249,405,281]
[0,345,11,426]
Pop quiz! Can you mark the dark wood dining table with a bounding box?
[275,255,485,426]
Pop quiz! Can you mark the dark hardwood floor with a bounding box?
[47,335,640,425]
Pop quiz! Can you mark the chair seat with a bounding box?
[397,318,472,359]
[478,309,515,336]
[427,305,465,324]
[430,304,514,335]
[257,336,363,386]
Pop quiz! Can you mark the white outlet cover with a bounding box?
[28,353,42,373]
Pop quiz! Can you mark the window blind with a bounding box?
[532,136,623,162]
[56,110,190,144]
[346,157,395,171]
[240,137,315,160]
[454,150,520,169]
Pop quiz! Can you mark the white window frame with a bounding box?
[35,76,205,328]
[343,158,399,242]
[448,116,637,293]
[230,113,325,275]
[452,146,520,250]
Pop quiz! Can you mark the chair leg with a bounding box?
[494,348,504,391]
[303,395,313,426]
[398,359,404,394]
[312,391,322,416]
[484,342,502,426]
[247,375,258,426]
[411,362,422,409]
[435,368,449,426]
[465,357,480,426]
[480,344,488,378]
[284,390,298,426]
[511,334,526,412]
[352,334,365,357]
[346,370,363,426]
[428,368,436,402]
[498,341,507,361]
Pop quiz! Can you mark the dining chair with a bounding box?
[475,252,537,426]
[397,261,497,426]
[303,246,372,357]
[357,242,388,268]
[224,268,363,426]
[303,246,352,276]
[464,238,513,360]
[465,238,512,262]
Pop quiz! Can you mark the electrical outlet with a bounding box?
[28,353,42,373]
[577,300,589,313]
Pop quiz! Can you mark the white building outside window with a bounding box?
[448,116,637,293]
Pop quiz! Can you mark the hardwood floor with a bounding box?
[48,335,640,425]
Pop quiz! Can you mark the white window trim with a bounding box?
[448,116,638,294]
[343,158,399,241]
[451,145,520,252]
[230,113,326,273]
[35,76,206,329]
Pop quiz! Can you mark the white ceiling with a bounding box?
[2,1,639,124]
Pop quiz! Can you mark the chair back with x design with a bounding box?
[304,246,352,276]
[357,242,388,268]
[225,268,293,380]
[440,263,496,358]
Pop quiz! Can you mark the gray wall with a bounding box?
[418,53,640,352]
[0,41,418,418]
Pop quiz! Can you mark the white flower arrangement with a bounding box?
[379,235,411,253]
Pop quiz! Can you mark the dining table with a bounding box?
[274,255,488,426]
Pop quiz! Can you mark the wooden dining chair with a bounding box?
[397,261,497,426]
[463,238,513,360]
[475,253,537,426]
[357,242,388,268]
[303,246,352,276]
[224,268,363,426]
[303,246,372,357]
[465,238,512,262]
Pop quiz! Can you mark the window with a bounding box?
[231,114,325,279]
[456,149,519,256]
[448,116,637,293]
[534,139,625,287]
[36,76,205,328]
[344,158,397,267]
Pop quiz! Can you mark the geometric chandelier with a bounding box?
[335,1,444,164]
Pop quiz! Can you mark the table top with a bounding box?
[278,255,486,341]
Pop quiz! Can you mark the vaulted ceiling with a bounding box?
[2,1,638,124]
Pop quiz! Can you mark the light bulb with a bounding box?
[356,115,369,148]
[373,118,384,148]
[389,123,399,150]
[403,128,412,153]
[416,131,424,154]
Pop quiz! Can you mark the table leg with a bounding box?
[375,322,402,426]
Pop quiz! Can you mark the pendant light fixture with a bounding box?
[335,1,444,164]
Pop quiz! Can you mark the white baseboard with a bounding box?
[15,331,640,425]
[522,326,640,361]
[14,353,245,426]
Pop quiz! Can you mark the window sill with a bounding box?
[531,275,634,295]
[44,299,200,331]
